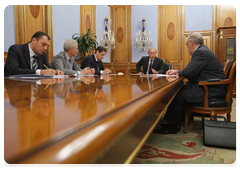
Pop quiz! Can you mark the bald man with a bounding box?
[136,48,164,75]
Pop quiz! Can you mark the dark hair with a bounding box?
[31,31,51,41]
[96,46,107,53]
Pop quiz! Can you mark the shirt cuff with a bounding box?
[36,69,41,75]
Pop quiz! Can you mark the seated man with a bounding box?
[154,32,227,134]
[4,31,63,77]
[51,39,94,75]
[80,46,112,75]
[136,48,164,75]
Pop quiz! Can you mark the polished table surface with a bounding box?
[4,74,183,164]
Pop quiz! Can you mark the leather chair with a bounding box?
[163,59,173,74]
[184,60,236,134]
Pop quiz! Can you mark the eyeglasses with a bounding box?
[185,40,192,46]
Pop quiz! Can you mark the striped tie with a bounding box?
[32,55,37,69]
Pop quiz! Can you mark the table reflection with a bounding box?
[4,75,179,161]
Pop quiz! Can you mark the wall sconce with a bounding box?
[100,17,115,51]
[135,18,153,51]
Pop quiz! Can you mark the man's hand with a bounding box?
[138,72,144,75]
[102,68,112,74]
[89,68,95,75]
[80,67,96,75]
[166,70,179,76]
[40,69,56,75]
[151,68,158,74]
[55,70,64,75]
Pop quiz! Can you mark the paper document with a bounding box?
[140,74,176,77]
[9,74,53,79]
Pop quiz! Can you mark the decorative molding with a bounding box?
[86,15,91,30]
[224,17,233,27]
[117,27,123,43]
[167,22,175,40]
[29,5,40,18]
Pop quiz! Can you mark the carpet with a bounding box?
[132,99,236,164]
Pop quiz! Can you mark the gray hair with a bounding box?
[63,39,78,52]
[187,32,204,45]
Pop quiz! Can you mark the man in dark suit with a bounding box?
[154,32,227,134]
[4,31,63,77]
[80,46,112,75]
[136,48,164,75]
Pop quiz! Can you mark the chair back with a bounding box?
[225,60,236,106]
[162,59,173,74]
[221,59,229,77]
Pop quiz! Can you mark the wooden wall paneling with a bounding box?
[25,5,45,42]
[80,5,96,56]
[14,6,23,44]
[159,5,183,70]
[216,5,236,28]
[110,5,131,66]
[14,5,53,62]
[80,5,96,34]
[44,5,53,62]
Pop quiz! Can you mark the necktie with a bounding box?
[32,55,37,69]
[68,59,72,70]
[149,59,153,74]
[96,61,100,70]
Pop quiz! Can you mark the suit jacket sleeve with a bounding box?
[38,53,52,69]
[136,57,143,73]
[72,59,82,72]
[179,50,206,79]
[155,59,165,74]
[4,45,36,77]
[50,54,79,75]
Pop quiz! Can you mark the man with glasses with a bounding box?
[154,32,226,134]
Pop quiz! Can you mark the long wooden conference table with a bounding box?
[4,74,183,164]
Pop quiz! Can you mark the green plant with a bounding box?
[72,28,98,61]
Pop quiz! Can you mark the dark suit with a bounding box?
[136,56,164,74]
[164,44,227,124]
[4,43,51,77]
[80,54,105,75]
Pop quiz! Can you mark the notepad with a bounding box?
[9,74,54,79]
[140,74,177,77]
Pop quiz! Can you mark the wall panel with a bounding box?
[110,5,132,74]
[216,5,236,28]
[14,5,53,61]
[159,5,183,70]
[79,5,96,57]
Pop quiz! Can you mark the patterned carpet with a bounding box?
[133,98,236,164]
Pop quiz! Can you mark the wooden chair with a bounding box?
[184,60,236,134]
[221,59,229,77]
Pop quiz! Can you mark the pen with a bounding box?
[43,64,49,69]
